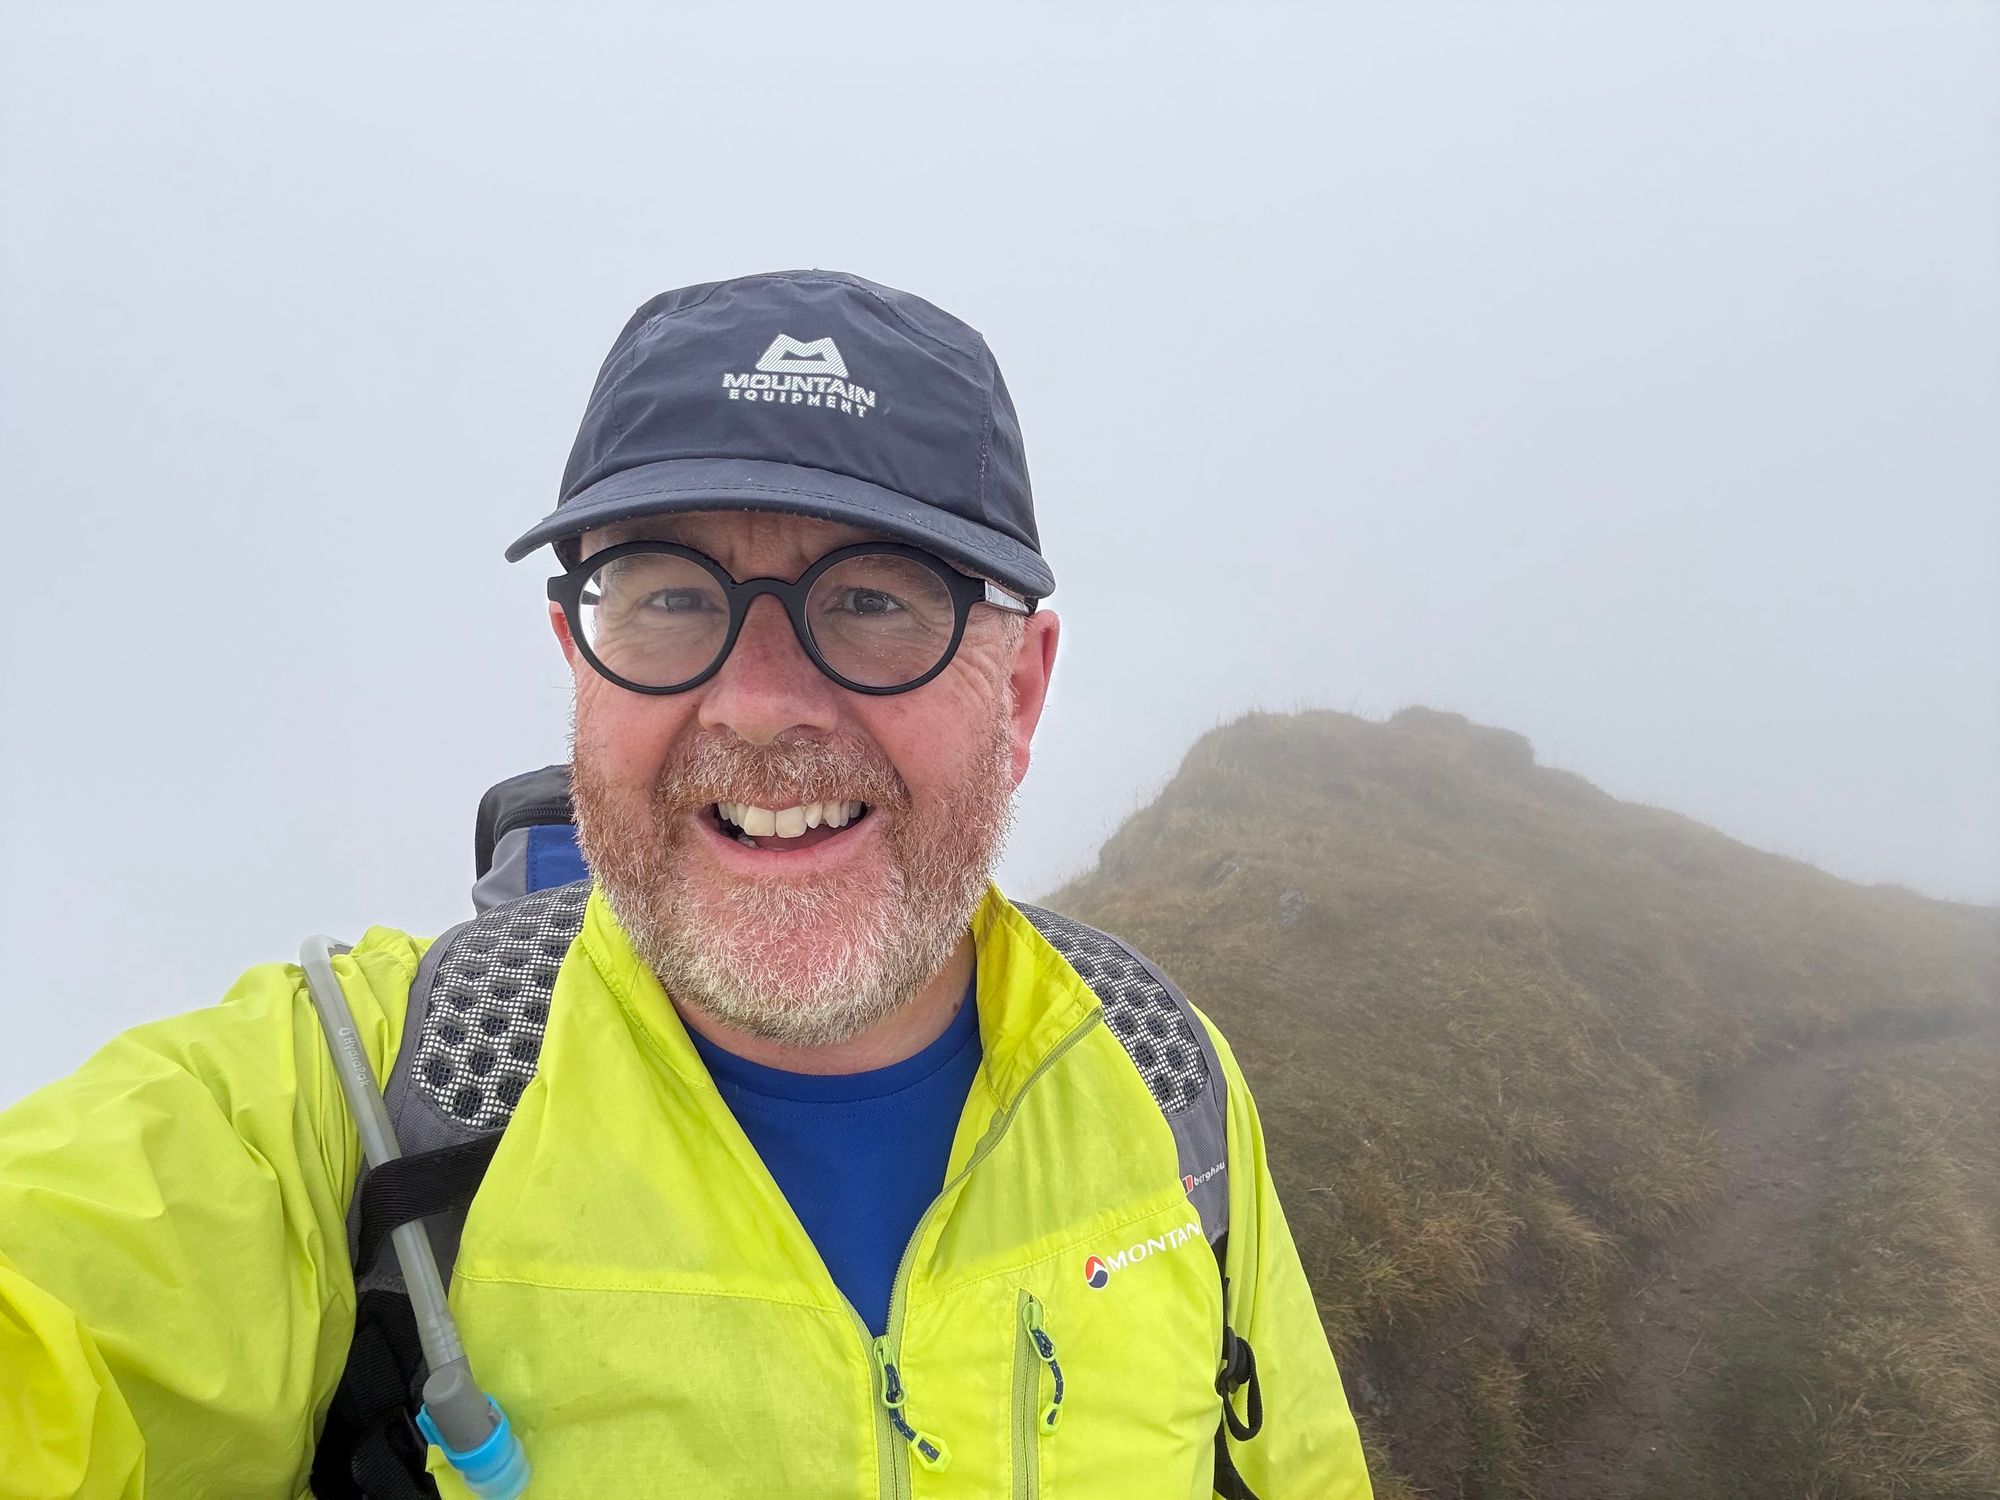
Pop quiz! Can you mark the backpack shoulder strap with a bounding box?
[347,877,592,1290]
[314,880,589,1500]
[389,879,591,1141]
[1012,902,1231,1249]
[1012,902,1265,1500]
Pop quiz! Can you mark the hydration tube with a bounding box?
[301,936,532,1499]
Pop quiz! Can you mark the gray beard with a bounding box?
[572,709,1016,1049]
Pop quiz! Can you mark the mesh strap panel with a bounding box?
[1013,902,1231,1252]
[1013,903,1208,1113]
[408,881,590,1129]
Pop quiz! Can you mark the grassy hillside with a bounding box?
[1042,707,2000,1496]
[1673,1037,2000,1500]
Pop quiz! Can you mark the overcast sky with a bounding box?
[3,2,1996,1104]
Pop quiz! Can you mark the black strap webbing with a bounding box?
[348,1430,437,1500]
[1217,1326,1263,1441]
[1215,1425,1262,1500]
[354,1135,501,1275]
[311,1291,437,1500]
[1211,1250,1266,1500]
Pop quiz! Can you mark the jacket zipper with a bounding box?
[866,1010,1102,1500]
[1012,1291,1064,1497]
[874,1333,950,1471]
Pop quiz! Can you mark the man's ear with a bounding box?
[1004,610,1060,787]
[549,602,580,667]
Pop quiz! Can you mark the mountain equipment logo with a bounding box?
[722,334,876,417]
[1083,1219,1204,1289]
[756,335,848,377]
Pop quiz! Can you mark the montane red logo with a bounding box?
[1083,1221,1203,1292]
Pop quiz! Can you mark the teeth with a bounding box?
[716,800,867,838]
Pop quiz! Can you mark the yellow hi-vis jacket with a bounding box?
[0,886,1373,1499]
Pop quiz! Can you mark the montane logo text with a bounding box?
[723,335,877,417]
[1083,1219,1203,1287]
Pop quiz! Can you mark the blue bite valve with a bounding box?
[415,1392,531,1499]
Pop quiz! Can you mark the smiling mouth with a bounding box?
[712,799,872,851]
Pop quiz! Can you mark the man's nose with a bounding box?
[694,593,841,745]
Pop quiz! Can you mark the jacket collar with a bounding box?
[574,882,1099,1108]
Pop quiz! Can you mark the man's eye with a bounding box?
[640,588,722,614]
[831,587,907,617]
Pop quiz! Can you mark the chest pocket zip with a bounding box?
[1013,1291,1064,1497]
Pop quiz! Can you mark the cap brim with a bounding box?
[505,456,1055,600]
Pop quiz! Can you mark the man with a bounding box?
[0,271,1373,1497]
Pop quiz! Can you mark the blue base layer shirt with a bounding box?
[685,980,983,1336]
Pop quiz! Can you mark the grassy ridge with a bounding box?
[1043,707,1999,1494]
[1680,1039,2000,1499]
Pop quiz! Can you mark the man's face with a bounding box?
[554,510,1059,1047]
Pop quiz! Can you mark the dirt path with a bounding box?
[1536,1035,1945,1500]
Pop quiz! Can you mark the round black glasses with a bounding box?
[547,541,1036,696]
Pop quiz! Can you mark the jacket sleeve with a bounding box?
[1201,1013,1374,1500]
[0,931,420,1500]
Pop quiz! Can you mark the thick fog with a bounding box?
[3,2,1995,1104]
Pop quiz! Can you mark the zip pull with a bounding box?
[1021,1298,1066,1432]
[872,1335,952,1472]
[871,1336,905,1410]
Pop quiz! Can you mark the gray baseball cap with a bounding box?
[506,270,1054,600]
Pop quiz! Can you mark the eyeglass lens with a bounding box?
[577,551,960,690]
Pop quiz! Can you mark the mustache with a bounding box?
[642,732,908,814]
